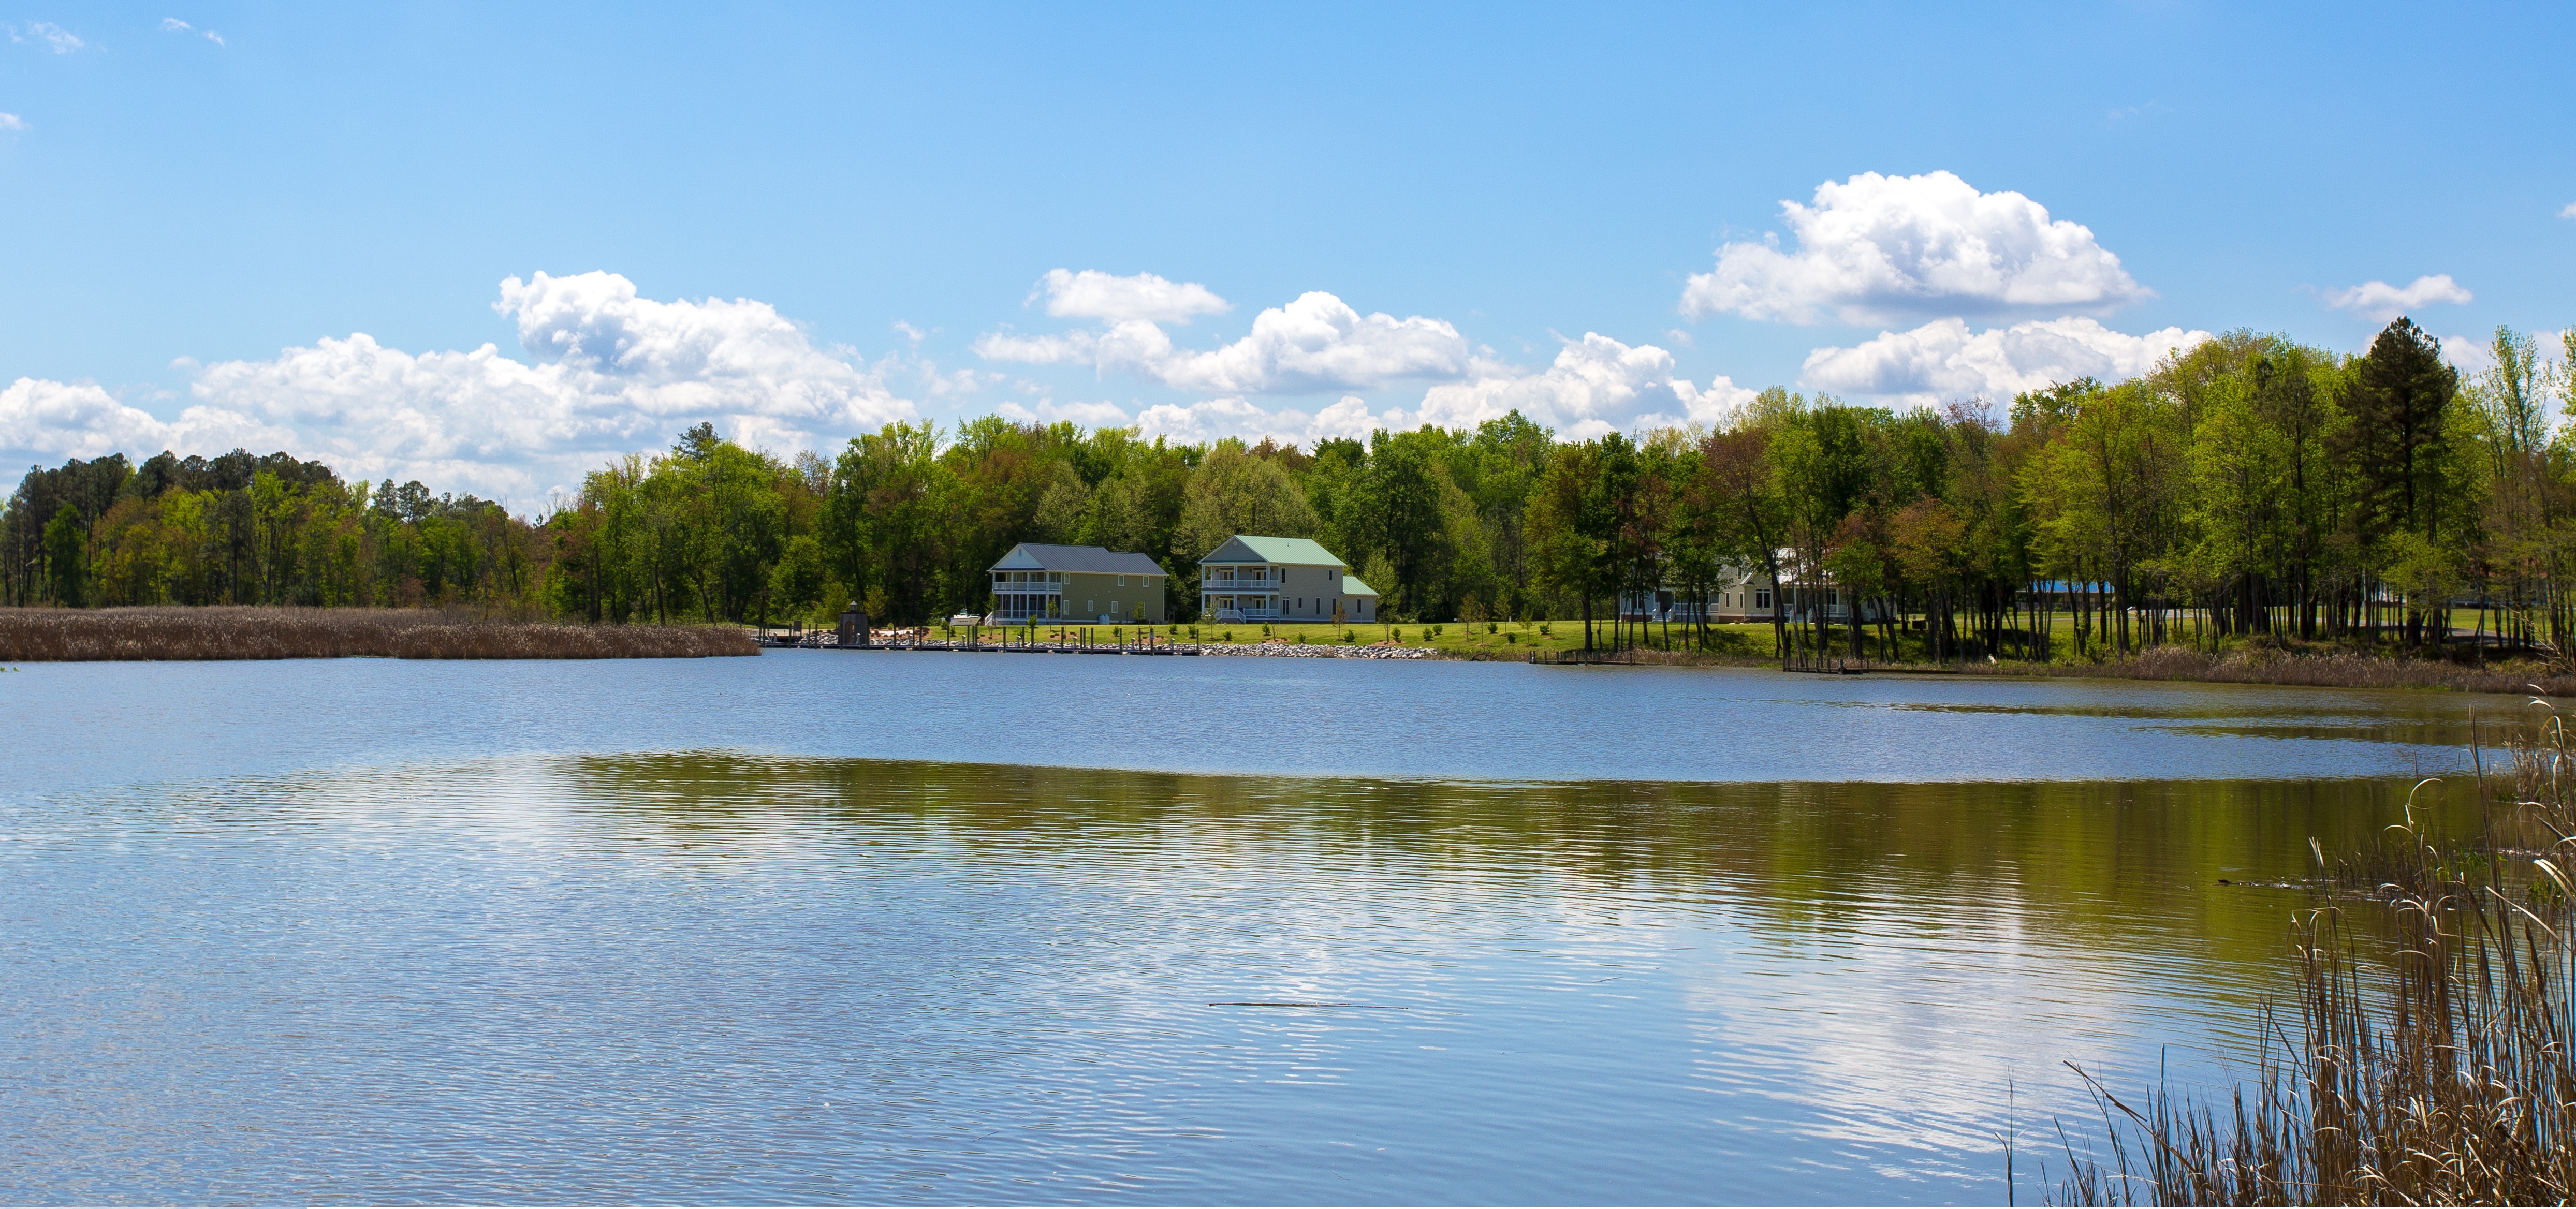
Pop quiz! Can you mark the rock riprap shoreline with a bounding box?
[1199,641,1432,659]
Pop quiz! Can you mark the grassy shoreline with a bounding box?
[1163,618,2572,695]
[1500,641,2576,695]
[10,606,2554,691]
[0,606,756,661]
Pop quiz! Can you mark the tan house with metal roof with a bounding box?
[987,542,1169,623]
[1198,534,1377,623]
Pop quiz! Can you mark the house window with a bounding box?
[1755,589,1773,609]
[1117,574,1126,587]
[1087,599,1095,613]
[1110,600,1119,616]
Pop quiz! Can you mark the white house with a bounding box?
[1620,555,1882,624]
[1198,535,1378,623]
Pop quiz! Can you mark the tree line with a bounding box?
[8,318,2572,662]
[0,448,538,610]
[1516,318,2576,659]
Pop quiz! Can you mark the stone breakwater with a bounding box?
[1200,642,1433,659]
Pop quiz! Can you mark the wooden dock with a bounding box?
[1780,655,1866,674]
[753,631,1200,656]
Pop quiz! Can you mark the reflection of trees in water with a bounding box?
[560,753,2474,974]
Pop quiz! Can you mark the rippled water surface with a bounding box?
[0,653,2511,1202]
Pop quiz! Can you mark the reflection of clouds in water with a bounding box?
[12,751,2417,1202]
[1672,890,2260,1195]
[548,754,2325,1185]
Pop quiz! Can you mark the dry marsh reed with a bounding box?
[0,606,755,661]
[2050,716,2576,1205]
[2022,645,2576,696]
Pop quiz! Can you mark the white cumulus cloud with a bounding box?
[2321,274,2472,325]
[1,377,292,479]
[1135,395,1394,448]
[2439,335,2497,375]
[1114,332,1751,448]
[1034,269,1230,324]
[163,271,918,505]
[978,289,1471,395]
[1418,332,1754,437]
[1680,170,2149,326]
[0,113,24,132]
[1799,316,2212,407]
[992,397,1134,428]
[2560,202,2575,219]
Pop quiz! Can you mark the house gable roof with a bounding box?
[1340,574,1379,598]
[1199,534,1346,567]
[990,543,1166,576]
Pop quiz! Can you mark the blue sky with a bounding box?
[2,2,2571,504]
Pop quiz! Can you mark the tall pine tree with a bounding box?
[2339,317,2458,545]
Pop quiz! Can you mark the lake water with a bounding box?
[0,651,2511,1203]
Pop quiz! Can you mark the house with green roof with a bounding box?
[1198,534,1377,624]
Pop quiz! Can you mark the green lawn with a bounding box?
[935,614,2193,663]
[1154,618,1780,658]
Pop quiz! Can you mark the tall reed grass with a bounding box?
[0,606,755,660]
[2051,711,2576,1204]
[2011,645,2576,696]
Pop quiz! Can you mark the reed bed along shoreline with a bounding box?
[1477,640,2574,694]
[2046,711,2576,1205]
[2011,645,2576,696]
[0,606,756,661]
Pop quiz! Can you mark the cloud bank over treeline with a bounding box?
[5,171,2518,507]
